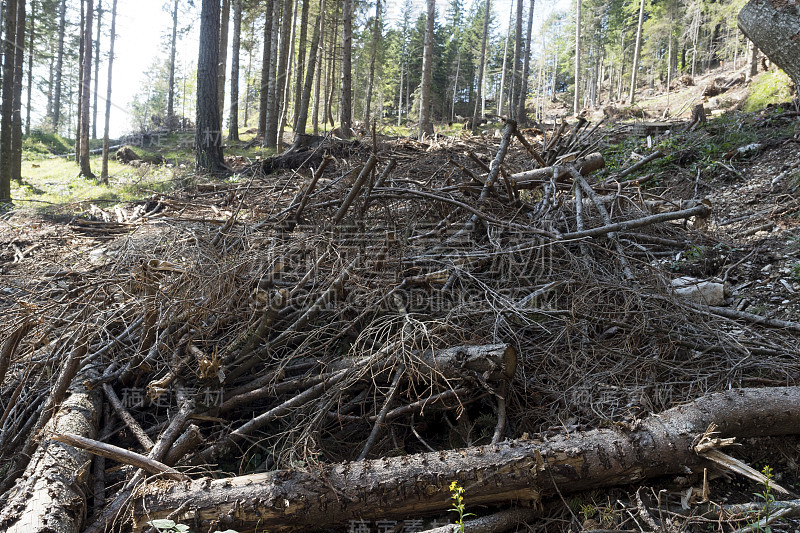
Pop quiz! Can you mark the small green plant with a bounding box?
[750,465,776,533]
[449,481,475,532]
[789,263,800,281]
[744,70,794,112]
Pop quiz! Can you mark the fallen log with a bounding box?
[134,386,800,533]
[509,152,605,189]
[0,378,101,533]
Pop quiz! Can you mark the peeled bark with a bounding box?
[133,386,800,533]
[738,0,800,87]
[0,380,101,533]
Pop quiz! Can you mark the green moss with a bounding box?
[743,70,794,112]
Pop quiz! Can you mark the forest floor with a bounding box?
[1,64,800,533]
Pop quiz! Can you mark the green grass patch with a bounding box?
[10,155,185,214]
[22,131,73,157]
[743,69,795,112]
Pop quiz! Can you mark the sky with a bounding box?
[98,0,570,137]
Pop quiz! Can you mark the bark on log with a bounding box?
[509,152,605,189]
[739,0,800,88]
[0,379,101,533]
[134,386,800,533]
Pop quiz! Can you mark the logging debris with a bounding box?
[2,118,800,532]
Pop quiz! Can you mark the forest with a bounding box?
[2,0,800,531]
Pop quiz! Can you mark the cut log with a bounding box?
[0,380,101,533]
[134,386,800,533]
[739,0,800,88]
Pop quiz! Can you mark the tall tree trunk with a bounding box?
[294,14,320,139]
[312,0,325,134]
[270,0,293,146]
[418,0,434,138]
[217,0,230,122]
[52,0,65,132]
[397,58,403,126]
[471,0,489,134]
[573,0,581,114]
[79,0,95,179]
[0,0,18,202]
[517,0,534,123]
[277,1,296,144]
[739,0,800,87]
[628,0,645,104]
[196,0,226,172]
[75,0,84,163]
[511,0,523,118]
[243,17,254,127]
[11,0,26,184]
[265,0,281,146]
[258,0,275,139]
[100,0,117,184]
[228,0,241,141]
[25,0,34,137]
[293,0,309,131]
[339,0,353,136]
[364,0,381,123]
[748,39,758,79]
[167,0,178,129]
[91,0,101,139]
[497,0,513,116]
[46,39,54,122]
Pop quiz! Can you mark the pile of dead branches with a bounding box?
[2,118,800,533]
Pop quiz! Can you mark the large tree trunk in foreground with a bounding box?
[195,0,226,173]
[134,386,800,533]
[738,0,800,88]
[0,380,101,532]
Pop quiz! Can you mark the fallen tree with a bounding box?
[0,378,100,533]
[133,386,800,533]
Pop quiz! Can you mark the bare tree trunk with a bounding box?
[739,0,800,87]
[167,0,178,129]
[52,0,65,132]
[418,0,434,138]
[91,0,101,139]
[517,0,534,123]
[511,0,523,118]
[294,15,320,140]
[228,0,241,141]
[278,1,296,143]
[293,0,309,131]
[25,0,34,137]
[748,39,758,79]
[258,0,275,139]
[265,0,281,146]
[312,0,325,134]
[0,0,18,201]
[11,0,26,185]
[471,0,490,134]
[628,0,645,103]
[134,387,800,533]
[100,0,117,184]
[339,0,353,136]
[497,0,513,116]
[364,0,380,123]
[75,0,84,163]
[573,0,581,114]
[196,0,227,173]
[217,0,230,121]
[78,0,95,179]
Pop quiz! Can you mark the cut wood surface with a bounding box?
[134,386,800,533]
